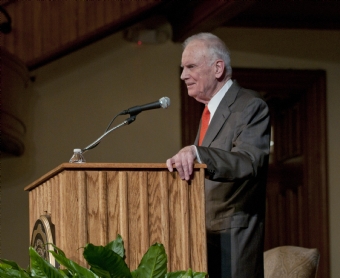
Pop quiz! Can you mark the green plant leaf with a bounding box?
[1,237,207,278]
[165,269,207,278]
[0,258,25,271]
[29,247,65,278]
[165,271,183,278]
[192,272,207,278]
[50,250,98,278]
[89,266,111,278]
[165,271,188,278]
[104,234,125,259]
[58,268,72,277]
[0,260,31,278]
[83,243,132,278]
[0,268,30,278]
[131,243,167,278]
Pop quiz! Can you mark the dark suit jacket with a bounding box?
[196,80,270,277]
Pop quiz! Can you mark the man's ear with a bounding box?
[214,60,225,79]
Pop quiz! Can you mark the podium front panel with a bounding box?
[26,163,207,273]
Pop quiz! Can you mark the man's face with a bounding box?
[180,41,217,104]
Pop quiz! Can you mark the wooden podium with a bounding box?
[24,163,207,273]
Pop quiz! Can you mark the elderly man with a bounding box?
[166,33,270,277]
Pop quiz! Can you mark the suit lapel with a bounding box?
[201,80,240,147]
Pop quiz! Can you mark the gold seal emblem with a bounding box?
[30,215,57,267]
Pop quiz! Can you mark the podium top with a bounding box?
[24,163,206,191]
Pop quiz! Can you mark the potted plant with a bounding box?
[0,235,207,278]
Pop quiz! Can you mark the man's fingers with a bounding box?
[184,157,194,180]
[166,158,174,172]
[188,161,193,178]
[176,160,187,180]
[176,156,192,181]
[166,146,197,180]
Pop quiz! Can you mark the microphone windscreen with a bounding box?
[159,97,170,108]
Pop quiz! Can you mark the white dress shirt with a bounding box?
[195,79,233,162]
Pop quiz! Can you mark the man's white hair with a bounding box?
[183,32,232,78]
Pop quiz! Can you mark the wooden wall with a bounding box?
[0,0,165,70]
[0,1,258,70]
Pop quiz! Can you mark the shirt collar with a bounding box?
[207,79,233,123]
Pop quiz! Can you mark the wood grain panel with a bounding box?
[287,189,298,245]
[1,1,164,69]
[168,173,190,271]
[139,172,150,257]
[304,75,329,277]
[103,1,121,25]
[51,175,61,247]
[63,171,85,263]
[36,183,43,218]
[99,171,109,245]
[77,1,88,38]
[28,190,37,236]
[189,170,207,271]
[86,171,108,246]
[179,178,190,271]
[25,164,207,272]
[107,171,123,242]
[31,0,42,60]
[297,185,305,247]
[148,171,170,256]
[94,1,105,29]
[58,171,67,259]
[127,171,144,270]
[77,171,88,266]
[41,1,54,53]
[118,171,130,264]
[58,1,74,47]
[85,1,98,34]
[45,179,52,214]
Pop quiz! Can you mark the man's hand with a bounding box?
[166,146,197,181]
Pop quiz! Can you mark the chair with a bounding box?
[264,246,320,278]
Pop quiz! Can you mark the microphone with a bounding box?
[121,97,170,115]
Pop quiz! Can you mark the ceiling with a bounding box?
[221,1,340,30]
[162,1,340,42]
[1,0,340,69]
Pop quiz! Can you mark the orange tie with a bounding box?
[199,106,210,146]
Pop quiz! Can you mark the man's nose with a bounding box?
[180,68,187,80]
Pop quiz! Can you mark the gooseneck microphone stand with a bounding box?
[77,97,170,155]
[81,114,136,154]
